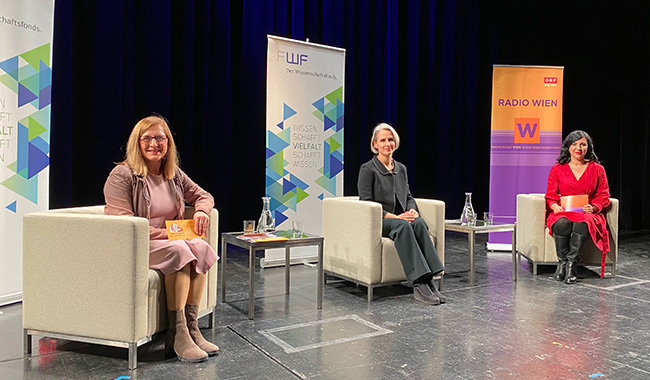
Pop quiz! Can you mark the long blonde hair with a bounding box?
[124,115,179,179]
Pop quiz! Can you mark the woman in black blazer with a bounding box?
[358,123,445,305]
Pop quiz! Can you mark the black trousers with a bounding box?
[382,217,444,284]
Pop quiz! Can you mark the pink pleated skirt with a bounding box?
[149,238,218,275]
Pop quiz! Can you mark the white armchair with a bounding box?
[22,206,218,369]
[322,196,445,302]
[516,193,618,276]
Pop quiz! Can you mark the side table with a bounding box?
[444,220,517,285]
[220,230,324,319]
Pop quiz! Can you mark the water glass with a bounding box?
[292,220,304,238]
[243,220,256,234]
[484,212,494,226]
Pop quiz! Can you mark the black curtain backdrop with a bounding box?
[49,0,650,233]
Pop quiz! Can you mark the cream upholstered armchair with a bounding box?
[516,193,618,276]
[322,196,445,302]
[22,206,218,369]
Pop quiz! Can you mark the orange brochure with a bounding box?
[561,194,588,213]
[165,219,204,240]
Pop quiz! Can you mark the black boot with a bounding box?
[565,232,589,284]
[565,261,578,284]
[553,235,570,281]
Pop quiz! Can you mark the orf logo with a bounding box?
[514,118,540,143]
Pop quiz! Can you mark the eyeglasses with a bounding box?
[140,135,167,144]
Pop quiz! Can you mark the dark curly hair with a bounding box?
[556,130,600,165]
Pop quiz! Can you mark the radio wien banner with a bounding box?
[0,0,54,305]
[488,65,563,250]
[264,35,345,267]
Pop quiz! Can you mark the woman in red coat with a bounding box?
[545,130,610,284]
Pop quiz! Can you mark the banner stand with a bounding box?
[263,36,345,267]
[488,65,564,251]
[0,0,55,306]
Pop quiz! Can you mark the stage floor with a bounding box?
[2,231,649,379]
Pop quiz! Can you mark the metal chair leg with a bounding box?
[128,343,137,370]
[23,330,32,354]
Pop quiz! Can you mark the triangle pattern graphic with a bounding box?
[6,201,17,213]
[283,103,297,120]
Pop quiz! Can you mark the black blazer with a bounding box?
[357,155,418,217]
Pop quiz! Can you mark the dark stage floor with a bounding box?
[1,231,649,379]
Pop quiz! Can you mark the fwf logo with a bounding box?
[514,118,540,143]
[277,50,308,65]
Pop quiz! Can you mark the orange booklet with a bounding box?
[561,194,588,213]
[165,219,204,240]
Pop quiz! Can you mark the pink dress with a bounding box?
[146,174,217,275]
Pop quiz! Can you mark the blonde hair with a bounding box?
[124,115,179,179]
[370,122,400,154]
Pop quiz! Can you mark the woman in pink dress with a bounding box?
[545,130,611,284]
[104,115,219,362]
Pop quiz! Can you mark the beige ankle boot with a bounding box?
[185,304,220,356]
[166,309,208,362]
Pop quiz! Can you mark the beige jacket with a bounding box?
[104,164,214,239]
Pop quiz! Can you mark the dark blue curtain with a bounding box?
[50,0,649,232]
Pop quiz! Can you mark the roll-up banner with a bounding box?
[264,35,345,267]
[488,65,563,250]
[0,0,54,305]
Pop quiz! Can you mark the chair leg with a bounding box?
[438,275,444,291]
[23,330,31,354]
[128,343,137,370]
[611,263,616,278]
[533,263,538,276]
[207,309,214,329]
[367,285,374,303]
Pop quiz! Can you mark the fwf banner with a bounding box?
[0,0,54,305]
[488,65,563,249]
[264,35,345,267]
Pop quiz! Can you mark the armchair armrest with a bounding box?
[182,206,219,309]
[516,194,547,260]
[414,198,445,264]
[23,212,150,342]
[322,197,383,282]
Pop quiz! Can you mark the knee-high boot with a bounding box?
[165,309,208,362]
[185,304,220,356]
[565,232,589,284]
[553,235,570,281]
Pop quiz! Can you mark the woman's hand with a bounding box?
[582,204,597,214]
[384,211,417,221]
[193,211,210,236]
[551,204,564,213]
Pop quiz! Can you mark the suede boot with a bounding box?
[429,279,446,303]
[553,235,570,281]
[166,309,208,362]
[185,304,220,356]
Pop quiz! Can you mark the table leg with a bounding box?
[248,246,255,320]
[220,240,227,303]
[512,228,517,281]
[317,241,323,309]
[469,231,475,286]
[285,246,290,294]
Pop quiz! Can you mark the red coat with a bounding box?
[545,161,611,277]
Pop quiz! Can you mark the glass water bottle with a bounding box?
[460,192,476,226]
[257,196,276,232]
